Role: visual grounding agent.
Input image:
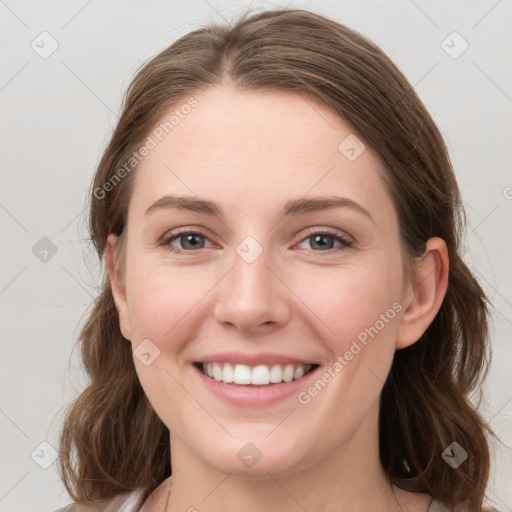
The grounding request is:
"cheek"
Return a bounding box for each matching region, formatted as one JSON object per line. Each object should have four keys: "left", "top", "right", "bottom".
{"left": 125, "top": 261, "right": 212, "bottom": 342}
{"left": 293, "top": 260, "right": 402, "bottom": 352}
{"left": 123, "top": 262, "right": 208, "bottom": 422}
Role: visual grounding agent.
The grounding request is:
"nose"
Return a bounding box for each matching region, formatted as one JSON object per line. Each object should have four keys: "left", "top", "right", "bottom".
{"left": 213, "top": 240, "right": 291, "bottom": 334}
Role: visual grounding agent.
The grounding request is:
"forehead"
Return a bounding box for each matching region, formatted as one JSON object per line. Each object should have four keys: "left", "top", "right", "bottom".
{"left": 129, "top": 86, "right": 394, "bottom": 225}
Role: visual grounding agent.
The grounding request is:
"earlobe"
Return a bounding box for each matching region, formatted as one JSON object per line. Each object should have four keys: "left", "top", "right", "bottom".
{"left": 105, "top": 234, "right": 132, "bottom": 341}
{"left": 395, "top": 237, "right": 449, "bottom": 350}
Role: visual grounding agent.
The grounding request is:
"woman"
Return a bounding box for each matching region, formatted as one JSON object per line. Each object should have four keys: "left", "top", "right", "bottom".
{"left": 55, "top": 8, "right": 499, "bottom": 512}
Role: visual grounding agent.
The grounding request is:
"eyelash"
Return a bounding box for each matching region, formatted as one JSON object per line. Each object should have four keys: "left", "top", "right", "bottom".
{"left": 159, "top": 227, "right": 353, "bottom": 256}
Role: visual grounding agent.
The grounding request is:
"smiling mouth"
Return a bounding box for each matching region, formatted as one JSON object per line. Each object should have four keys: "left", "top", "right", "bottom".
{"left": 195, "top": 362, "right": 319, "bottom": 386}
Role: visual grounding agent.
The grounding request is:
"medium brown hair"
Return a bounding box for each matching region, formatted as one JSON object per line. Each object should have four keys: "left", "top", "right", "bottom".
{"left": 58, "top": 8, "right": 496, "bottom": 510}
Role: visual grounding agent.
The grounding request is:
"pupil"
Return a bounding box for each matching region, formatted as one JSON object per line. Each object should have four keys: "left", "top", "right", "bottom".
{"left": 312, "top": 234, "right": 333, "bottom": 250}
{"left": 183, "top": 234, "right": 203, "bottom": 249}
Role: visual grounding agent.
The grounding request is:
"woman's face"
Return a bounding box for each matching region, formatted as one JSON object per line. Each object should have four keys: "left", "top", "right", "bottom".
{"left": 111, "top": 86, "right": 414, "bottom": 477}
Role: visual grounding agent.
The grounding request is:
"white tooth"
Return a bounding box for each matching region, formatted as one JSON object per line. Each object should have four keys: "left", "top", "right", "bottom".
{"left": 251, "top": 365, "right": 270, "bottom": 385}
{"left": 269, "top": 364, "right": 283, "bottom": 383}
{"left": 212, "top": 363, "right": 223, "bottom": 381}
{"left": 222, "top": 363, "right": 234, "bottom": 383}
{"left": 282, "top": 364, "right": 294, "bottom": 383}
{"left": 206, "top": 363, "right": 214, "bottom": 378}
{"left": 233, "top": 364, "right": 252, "bottom": 384}
{"left": 293, "top": 365, "right": 305, "bottom": 380}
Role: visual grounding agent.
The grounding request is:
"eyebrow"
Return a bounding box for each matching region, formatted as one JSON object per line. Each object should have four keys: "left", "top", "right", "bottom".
{"left": 145, "top": 194, "right": 374, "bottom": 223}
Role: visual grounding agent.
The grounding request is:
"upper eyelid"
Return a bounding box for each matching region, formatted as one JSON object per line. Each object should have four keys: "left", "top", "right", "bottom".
{"left": 298, "top": 226, "right": 353, "bottom": 242}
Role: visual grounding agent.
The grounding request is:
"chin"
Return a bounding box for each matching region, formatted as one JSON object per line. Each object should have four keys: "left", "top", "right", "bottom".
{"left": 191, "top": 429, "right": 314, "bottom": 478}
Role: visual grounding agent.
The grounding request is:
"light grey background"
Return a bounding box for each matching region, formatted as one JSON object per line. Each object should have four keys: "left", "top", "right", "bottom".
{"left": 1, "top": 1, "right": 511, "bottom": 510}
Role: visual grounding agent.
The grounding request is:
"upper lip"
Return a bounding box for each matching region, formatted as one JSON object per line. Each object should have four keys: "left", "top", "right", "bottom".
{"left": 193, "top": 352, "right": 320, "bottom": 366}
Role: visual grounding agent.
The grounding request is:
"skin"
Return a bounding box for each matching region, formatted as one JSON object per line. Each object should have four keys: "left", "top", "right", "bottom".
{"left": 106, "top": 85, "right": 449, "bottom": 512}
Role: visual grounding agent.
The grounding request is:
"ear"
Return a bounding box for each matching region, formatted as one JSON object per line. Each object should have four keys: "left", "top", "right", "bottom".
{"left": 396, "top": 237, "right": 449, "bottom": 350}
{"left": 105, "top": 234, "right": 132, "bottom": 341}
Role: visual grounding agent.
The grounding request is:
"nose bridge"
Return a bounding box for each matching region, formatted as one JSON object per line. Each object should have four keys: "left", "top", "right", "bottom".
{"left": 213, "top": 234, "right": 289, "bottom": 330}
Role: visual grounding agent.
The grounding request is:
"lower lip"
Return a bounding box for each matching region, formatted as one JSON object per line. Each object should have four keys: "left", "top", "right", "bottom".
{"left": 192, "top": 364, "right": 320, "bottom": 406}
